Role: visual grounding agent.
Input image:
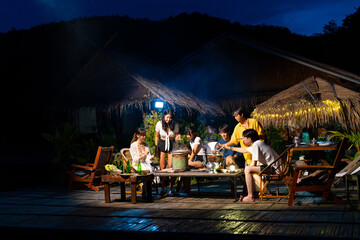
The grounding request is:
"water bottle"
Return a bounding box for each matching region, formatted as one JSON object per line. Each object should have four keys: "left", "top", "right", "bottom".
{"left": 302, "top": 132, "right": 310, "bottom": 145}
{"left": 137, "top": 160, "right": 142, "bottom": 175}
{"left": 126, "top": 159, "right": 131, "bottom": 173}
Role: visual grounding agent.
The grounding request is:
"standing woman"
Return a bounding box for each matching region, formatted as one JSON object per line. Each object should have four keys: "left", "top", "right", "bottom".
{"left": 129, "top": 128, "right": 154, "bottom": 172}
{"left": 155, "top": 110, "right": 181, "bottom": 194}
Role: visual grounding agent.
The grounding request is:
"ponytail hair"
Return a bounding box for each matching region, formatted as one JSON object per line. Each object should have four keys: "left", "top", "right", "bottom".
{"left": 130, "top": 128, "right": 147, "bottom": 144}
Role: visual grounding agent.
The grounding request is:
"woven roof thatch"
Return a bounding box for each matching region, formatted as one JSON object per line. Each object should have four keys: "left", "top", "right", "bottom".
{"left": 109, "top": 74, "right": 225, "bottom": 116}
{"left": 57, "top": 47, "right": 224, "bottom": 116}
{"left": 252, "top": 76, "right": 360, "bottom": 131}
{"left": 169, "top": 33, "right": 360, "bottom": 115}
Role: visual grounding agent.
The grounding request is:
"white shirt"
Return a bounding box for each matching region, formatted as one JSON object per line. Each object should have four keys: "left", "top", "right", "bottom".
{"left": 155, "top": 121, "right": 179, "bottom": 151}
{"left": 155, "top": 121, "right": 179, "bottom": 138}
{"left": 189, "top": 136, "right": 206, "bottom": 156}
{"left": 129, "top": 142, "right": 153, "bottom": 172}
{"left": 247, "top": 140, "right": 282, "bottom": 173}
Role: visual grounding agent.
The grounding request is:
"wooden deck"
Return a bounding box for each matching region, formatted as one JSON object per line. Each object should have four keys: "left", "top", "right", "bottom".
{"left": 0, "top": 178, "right": 359, "bottom": 240}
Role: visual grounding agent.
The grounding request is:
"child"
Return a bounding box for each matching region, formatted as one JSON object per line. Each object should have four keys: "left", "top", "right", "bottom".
{"left": 215, "top": 124, "right": 242, "bottom": 168}
{"left": 224, "top": 129, "right": 281, "bottom": 202}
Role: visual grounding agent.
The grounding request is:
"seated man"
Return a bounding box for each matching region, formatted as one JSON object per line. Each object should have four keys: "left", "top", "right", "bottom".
{"left": 224, "top": 129, "right": 281, "bottom": 202}
{"left": 215, "top": 124, "right": 243, "bottom": 168}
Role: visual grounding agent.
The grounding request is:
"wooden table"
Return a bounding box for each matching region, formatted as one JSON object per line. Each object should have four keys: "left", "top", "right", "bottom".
{"left": 291, "top": 144, "right": 338, "bottom": 165}
{"left": 153, "top": 169, "right": 245, "bottom": 201}
{"left": 101, "top": 173, "right": 154, "bottom": 204}
{"left": 292, "top": 144, "right": 337, "bottom": 151}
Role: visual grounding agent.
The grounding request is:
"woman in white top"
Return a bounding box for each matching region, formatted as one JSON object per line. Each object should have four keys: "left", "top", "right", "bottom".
{"left": 129, "top": 128, "right": 154, "bottom": 172}
{"left": 186, "top": 126, "right": 207, "bottom": 168}
{"left": 154, "top": 110, "right": 181, "bottom": 195}
{"left": 154, "top": 110, "right": 181, "bottom": 169}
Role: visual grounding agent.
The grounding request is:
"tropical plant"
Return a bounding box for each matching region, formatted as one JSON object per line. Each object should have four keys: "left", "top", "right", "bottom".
{"left": 266, "top": 126, "right": 286, "bottom": 155}
{"left": 41, "top": 122, "right": 96, "bottom": 185}
{"left": 328, "top": 130, "right": 360, "bottom": 158}
{"left": 143, "top": 110, "right": 163, "bottom": 164}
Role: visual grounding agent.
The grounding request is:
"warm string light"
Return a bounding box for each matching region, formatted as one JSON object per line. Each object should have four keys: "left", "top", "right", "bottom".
{"left": 253, "top": 100, "right": 341, "bottom": 119}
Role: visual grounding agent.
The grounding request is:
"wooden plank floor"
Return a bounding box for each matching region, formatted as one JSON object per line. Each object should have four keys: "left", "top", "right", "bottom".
{"left": 0, "top": 179, "right": 359, "bottom": 240}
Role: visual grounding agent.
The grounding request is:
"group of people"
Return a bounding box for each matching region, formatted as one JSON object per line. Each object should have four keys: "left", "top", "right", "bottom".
{"left": 128, "top": 108, "right": 281, "bottom": 202}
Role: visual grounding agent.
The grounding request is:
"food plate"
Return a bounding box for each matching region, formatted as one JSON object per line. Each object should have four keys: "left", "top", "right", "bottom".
{"left": 319, "top": 142, "right": 331, "bottom": 146}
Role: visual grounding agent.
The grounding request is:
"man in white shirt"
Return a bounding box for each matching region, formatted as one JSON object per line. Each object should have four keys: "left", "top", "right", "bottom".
{"left": 224, "top": 129, "right": 281, "bottom": 202}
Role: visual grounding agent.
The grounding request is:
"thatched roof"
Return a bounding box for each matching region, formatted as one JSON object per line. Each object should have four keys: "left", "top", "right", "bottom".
{"left": 169, "top": 33, "right": 360, "bottom": 114}
{"left": 252, "top": 76, "right": 360, "bottom": 131}
{"left": 110, "top": 74, "right": 225, "bottom": 116}
{"left": 56, "top": 45, "right": 224, "bottom": 116}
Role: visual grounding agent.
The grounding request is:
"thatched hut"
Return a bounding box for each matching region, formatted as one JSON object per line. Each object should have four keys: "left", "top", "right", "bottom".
{"left": 169, "top": 33, "right": 360, "bottom": 115}
{"left": 252, "top": 76, "right": 360, "bottom": 131}
{"left": 52, "top": 42, "right": 224, "bottom": 144}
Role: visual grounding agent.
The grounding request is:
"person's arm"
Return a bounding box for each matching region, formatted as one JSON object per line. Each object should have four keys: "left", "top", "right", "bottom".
{"left": 145, "top": 144, "right": 154, "bottom": 162}
{"left": 218, "top": 140, "right": 237, "bottom": 149}
{"left": 224, "top": 145, "right": 248, "bottom": 154}
{"left": 129, "top": 144, "right": 139, "bottom": 165}
{"left": 254, "top": 120, "right": 265, "bottom": 141}
{"left": 189, "top": 143, "right": 200, "bottom": 161}
{"left": 155, "top": 131, "right": 159, "bottom": 147}
{"left": 232, "top": 143, "right": 242, "bottom": 159}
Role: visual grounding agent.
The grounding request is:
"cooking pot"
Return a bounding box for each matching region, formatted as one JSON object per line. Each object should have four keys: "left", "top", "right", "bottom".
{"left": 207, "top": 153, "right": 223, "bottom": 163}
{"left": 172, "top": 150, "right": 189, "bottom": 170}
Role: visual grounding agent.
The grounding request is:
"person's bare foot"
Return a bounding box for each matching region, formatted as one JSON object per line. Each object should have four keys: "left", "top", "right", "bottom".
{"left": 241, "top": 196, "right": 255, "bottom": 203}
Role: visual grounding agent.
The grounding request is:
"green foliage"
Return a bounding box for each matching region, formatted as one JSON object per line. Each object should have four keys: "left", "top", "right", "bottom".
{"left": 143, "top": 110, "right": 163, "bottom": 164}
{"left": 328, "top": 130, "right": 360, "bottom": 154}
{"left": 41, "top": 122, "right": 97, "bottom": 185}
{"left": 266, "top": 126, "right": 286, "bottom": 155}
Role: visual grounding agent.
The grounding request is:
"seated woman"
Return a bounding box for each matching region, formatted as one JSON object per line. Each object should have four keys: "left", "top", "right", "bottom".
{"left": 129, "top": 128, "right": 154, "bottom": 172}
{"left": 186, "top": 126, "right": 207, "bottom": 168}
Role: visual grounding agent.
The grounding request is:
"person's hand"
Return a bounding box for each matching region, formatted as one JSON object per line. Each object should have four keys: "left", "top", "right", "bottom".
{"left": 226, "top": 155, "right": 233, "bottom": 161}
{"left": 175, "top": 134, "right": 182, "bottom": 140}
{"left": 224, "top": 145, "right": 231, "bottom": 150}
{"left": 217, "top": 143, "right": 223, "bottom": 149}
{"left": 144, "top": 150, "right": 149, "bottom": 156}
{"left": 150, "top": 155, "right": 154, "bottom": 161}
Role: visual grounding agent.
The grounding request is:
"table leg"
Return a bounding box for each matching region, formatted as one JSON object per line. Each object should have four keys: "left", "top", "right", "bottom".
{"left": 131, "top": 182, "right": 137, "bottom": 204}
{"left": 146, "top": 180, "right": 153, "bottom": 202}
{"left": 142, "top": 182, "right": 146, "bottom": 200}
{"left": 120, "top": 182, "right": 126, "bottom": 201}
{"left": 229, "top": 176, "right": 238, "bottom": 201}
{"left": 104, "top": 182, "right": 110, "bottom": 203}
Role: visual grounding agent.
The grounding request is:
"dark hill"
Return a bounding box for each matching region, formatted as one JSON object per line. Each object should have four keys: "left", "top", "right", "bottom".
{"left": 0, "top": 10, "right": 359, "bottom": 145}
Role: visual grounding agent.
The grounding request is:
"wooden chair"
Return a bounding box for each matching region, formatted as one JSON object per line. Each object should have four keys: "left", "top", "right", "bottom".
{"left": 288, "top": 139, "right": 347, "bottom": 206}
{"left": 68, "top": 146, "right": 114, "bottom": 192}
{"left": 259, "top": 144, "right": 294, "bottom": 201}
{"left": 335, "top": 155, "right": 360, "bottom": 207}
{"left": 120, "top": 148, "right": 142, "bottom": 194}
{"left": 335, "top": 155, "right": 360, "bottom": 179}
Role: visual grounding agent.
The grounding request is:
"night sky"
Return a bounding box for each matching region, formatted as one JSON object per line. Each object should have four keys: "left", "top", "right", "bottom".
{"left": 1, "top": 0, "right": 359, "bottom": 35}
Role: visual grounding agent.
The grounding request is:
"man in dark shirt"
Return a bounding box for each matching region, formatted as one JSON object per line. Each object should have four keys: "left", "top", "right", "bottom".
{"left": 215, "top": 124, "right": 243, "bottom": 168}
